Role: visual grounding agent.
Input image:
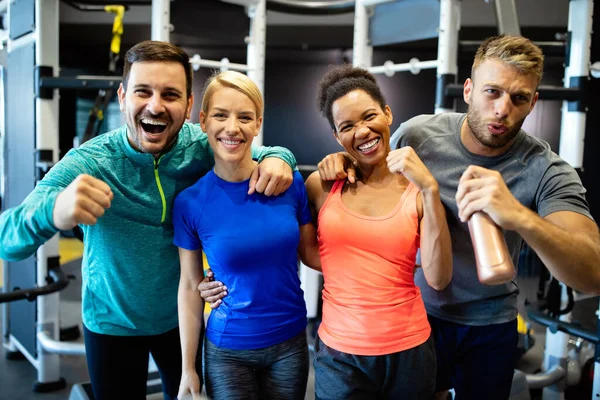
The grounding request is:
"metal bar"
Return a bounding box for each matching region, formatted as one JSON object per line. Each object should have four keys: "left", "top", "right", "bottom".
{"left": 0, "top": 268, "right": 69, "bottom": 304}
{"left": 444, "top": 83, "right": 583, "bottom": 102}
{"left": 594, "top": 301, "right": 600, "bottom": 398}
{"left": 558, "top": 0, "right": 593, "bottom": 169}
{"left": 36, "top": 0, "right": 62, "bottom": 385}
{"left": 493, "top": 0, "right": 521, "bottom": 36}
{"left": 151, "top": 0, "right": 170, "bottom": 42}
{"left": 9, "top": 334, "right": 40, "bottom": 369}
{"left": 369, "top": 59, "right": 438, "bottom": 75}
{"left": 435, "top": 0, "right": 460, "bottom": 114}
{"left": 361, "top": 0, "right": 394, "bottom": 6}
{"left": 61, "top": 1, "right": 130, "bottom": 12}
{"left": 7, "top": 31, "right": 36, "bottom": 53}
{"left": 353, "top": 0, "right": 372, "bottom": 68}
{"left": 266, "top": 0, "right": 354, "bottom": 11}
{"left": 2, "top": 259, "right": 10, "bottom": 350}
{"left": 527, "top": 308, "right": 599, "bottom": 344}
{"left": 189, "top": 56, "right": 250, "bottom": 72}
{"left": 247, "top": 0, "right": 267, "bottom": 145}
{"left": 297, "top": 164, "right": 318, "bottom": 171}
{"left": 39, "top": 76, "right": 121, "bottom": 90}
{"left": 525, "top": 366, "right": 566, "bottom": 389}
{"left": 37, "top": 331, "right": 86, "bottom": 356}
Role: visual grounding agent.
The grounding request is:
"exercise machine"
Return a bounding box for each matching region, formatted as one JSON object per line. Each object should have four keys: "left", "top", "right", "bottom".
{"left": 0, "top": 1, "right": 156, "bottom": 396}
{"left": 509, "top": 290, "right": 599, "bottom": 400}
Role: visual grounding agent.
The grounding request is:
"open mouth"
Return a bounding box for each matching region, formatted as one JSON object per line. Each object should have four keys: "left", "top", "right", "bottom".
{"left": 140, "top": 118, "right": 168, "bottom": 134}
{"left": 357, "top": 138, "right": 380, "bottom": 154}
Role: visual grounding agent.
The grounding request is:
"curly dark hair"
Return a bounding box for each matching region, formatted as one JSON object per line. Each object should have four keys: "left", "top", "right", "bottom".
{"left": 317, "top": 64, "right": 387, "bottom": 130}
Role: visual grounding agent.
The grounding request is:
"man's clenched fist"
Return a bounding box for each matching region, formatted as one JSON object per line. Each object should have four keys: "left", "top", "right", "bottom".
{"left": 53, "top": 174, "right": 114, "bottom": 230}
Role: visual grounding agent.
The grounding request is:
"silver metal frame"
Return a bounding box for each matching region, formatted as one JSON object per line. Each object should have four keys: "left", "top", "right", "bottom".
{"left": 558, "top": 0, "right": 593, "bottom": 169}
{"left": 188, "top": 0, "right": 267, "bottom": 144}
{"left": 246, "top": 0, "right": 267, "bottom": 145}
{"left": 352, "top": 0, "right": 460, "bottom": 114}
{"left": 3, "top": 0, "right": 85, "bottom": 389}
{"left": 435, "top": 0, "right": 460, "bottom": 114}
{"left": 494, "top": 0, "right": 521, "bottom": 36}
{"left": 151, "top": 0, "right": 170, "bottom": 42}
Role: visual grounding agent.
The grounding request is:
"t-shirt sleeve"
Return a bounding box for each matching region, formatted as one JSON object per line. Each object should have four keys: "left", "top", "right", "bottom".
{"left": 172, "top": 192, "right": 202, "bottom": 250}
{"left": 390, "top": 124, "right": 406, "bottom": 150}
{"left": 294, "top": 172, "right": 312, "bottom": 226}
{"left": 536, "top": 157, "right": 593, "bottom": 220}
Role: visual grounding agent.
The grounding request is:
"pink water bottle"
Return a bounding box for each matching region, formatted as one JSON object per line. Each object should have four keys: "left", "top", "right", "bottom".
{"left": 468, "top": 212, "right": 515, "bottom": 285}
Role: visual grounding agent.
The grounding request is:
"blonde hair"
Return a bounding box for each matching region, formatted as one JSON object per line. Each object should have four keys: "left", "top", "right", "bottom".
{"left": 472, "top": 35, "right": 544, "bottom": 84}
{"left": 201, "top": 71, "right": 263, "bottom": 117}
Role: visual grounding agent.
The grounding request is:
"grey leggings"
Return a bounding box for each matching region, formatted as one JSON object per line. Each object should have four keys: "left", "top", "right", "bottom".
{"left": 204, "top": 331, "right": 309, "bottom": 400}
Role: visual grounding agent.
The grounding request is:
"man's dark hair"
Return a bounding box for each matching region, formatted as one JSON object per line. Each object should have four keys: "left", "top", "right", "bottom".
{"left": 122, "top": 40, "right": 193, "bottom": 98}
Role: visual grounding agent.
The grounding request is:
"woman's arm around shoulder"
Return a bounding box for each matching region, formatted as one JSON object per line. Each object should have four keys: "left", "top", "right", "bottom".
{"left": 305, "top": 171, "right": 333, "bottom": 214}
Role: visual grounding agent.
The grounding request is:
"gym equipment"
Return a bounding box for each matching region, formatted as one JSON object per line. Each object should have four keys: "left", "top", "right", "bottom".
{"left": 193, "top": 0, "right": 267, "bottom": 144}
{"left": 516, "top": 2, "right": 598, "bottom": 399}
{"left": 2, "top": 0, "right": 65, "bottom": 392}
{"left": 60, "top": 2, "right": 126, "bottom": 145}
{"left": 353, "top": 0, "right": 460, "bottom": 114}
{"left": 0, "top": 1, "right": 157, "bottom": 396}
{"left": 523, "top": 293, "right": 599, "bottom": 399}
{"left": 509, "top": 258, "right": 597, "bottom": 400}
{"left": 80, "top": 4, "right": 125, "bottom": 145}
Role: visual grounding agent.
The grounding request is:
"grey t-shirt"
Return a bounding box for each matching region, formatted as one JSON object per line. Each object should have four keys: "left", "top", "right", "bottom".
{"left": 391, "top": 113, "right": 592, "bottom": 325}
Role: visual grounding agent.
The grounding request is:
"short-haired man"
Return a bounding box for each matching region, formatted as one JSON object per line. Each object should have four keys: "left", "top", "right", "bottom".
{"left": 317, "top": 35, "right": 600, "bottom": 399}
{"left": 0, "top": 40, "right": 297, "bottom": 400}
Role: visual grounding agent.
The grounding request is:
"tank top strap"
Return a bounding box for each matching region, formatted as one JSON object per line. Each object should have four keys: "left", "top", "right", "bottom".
{"left": 400, "top": 181, "right": 420, "bottom": 219}
{"left": 320, "top": 179, "right": 346, "bottom": 212}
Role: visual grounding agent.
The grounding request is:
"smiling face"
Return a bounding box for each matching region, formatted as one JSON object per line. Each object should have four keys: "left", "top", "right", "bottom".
{"left": 463, "top": 58, "right": 539, "bottom": 156}
{"left": 117, "top": 61, "right": 193, "bottom": 158}
{"left": 200, "top": 86, "right": 262, "bottom": 166}
{"left": 331, "top": 89, "right": 393, "bottom": 165}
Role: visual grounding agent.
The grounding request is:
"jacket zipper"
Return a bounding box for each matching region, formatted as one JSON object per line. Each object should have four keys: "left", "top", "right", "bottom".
{"left": 154, "top": 156, "right": 167, "bottom": 223}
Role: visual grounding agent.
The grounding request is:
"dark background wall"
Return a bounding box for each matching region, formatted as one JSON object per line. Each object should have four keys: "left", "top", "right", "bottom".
{"left": 584, "top": 4, "right": 600, "bottom": 224}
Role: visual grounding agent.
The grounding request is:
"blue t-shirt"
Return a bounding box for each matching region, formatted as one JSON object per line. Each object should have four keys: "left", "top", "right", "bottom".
{"left": 173, "top": 170, "right": 311, "bottom": 350}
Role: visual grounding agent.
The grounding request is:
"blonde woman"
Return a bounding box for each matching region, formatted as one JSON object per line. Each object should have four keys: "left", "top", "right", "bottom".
{"left": 172, "top": 71, "right": 319, "bottom": 400}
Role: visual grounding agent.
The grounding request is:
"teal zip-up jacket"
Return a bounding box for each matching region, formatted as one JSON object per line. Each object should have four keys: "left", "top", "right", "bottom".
{"left": 0, "top": 123, "right": 297, "bottom": 336}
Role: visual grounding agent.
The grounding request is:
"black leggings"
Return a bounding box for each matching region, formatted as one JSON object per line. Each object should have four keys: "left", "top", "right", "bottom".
{"left": 83, "top": 325, "right": 200, "bottom": 400}
{"left": 204, "top": 331, "right": 309, "bottom": 400}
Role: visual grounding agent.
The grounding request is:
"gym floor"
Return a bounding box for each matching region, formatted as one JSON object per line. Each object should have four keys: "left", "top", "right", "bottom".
{"left": 1, "top": 243, "right": 595, "bottom": 400}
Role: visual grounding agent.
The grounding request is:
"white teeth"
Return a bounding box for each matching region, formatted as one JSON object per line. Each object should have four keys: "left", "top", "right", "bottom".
{"left": 221, "top": 139, "right": 242, "bottom": 145}
{"left": 141, "top": 118, "right": 167, "bottom": 126}
{"left": 358, "top": 138, "right": 380, "bottom": 150}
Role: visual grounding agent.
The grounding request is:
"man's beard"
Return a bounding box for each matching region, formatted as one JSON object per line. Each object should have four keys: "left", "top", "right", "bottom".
{"left": 466, "top": 104, "right": 525, "bottom": 150}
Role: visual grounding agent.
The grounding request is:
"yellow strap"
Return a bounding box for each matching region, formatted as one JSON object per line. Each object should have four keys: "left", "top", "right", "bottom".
{"left": 517, "top": 313, "right": 529, "bottom": 335}
{"left": 202, "top": 252, "right": 212, "bottom": 313}
{"left": 104, "top": 5, "right": 125, "bottom": 55}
